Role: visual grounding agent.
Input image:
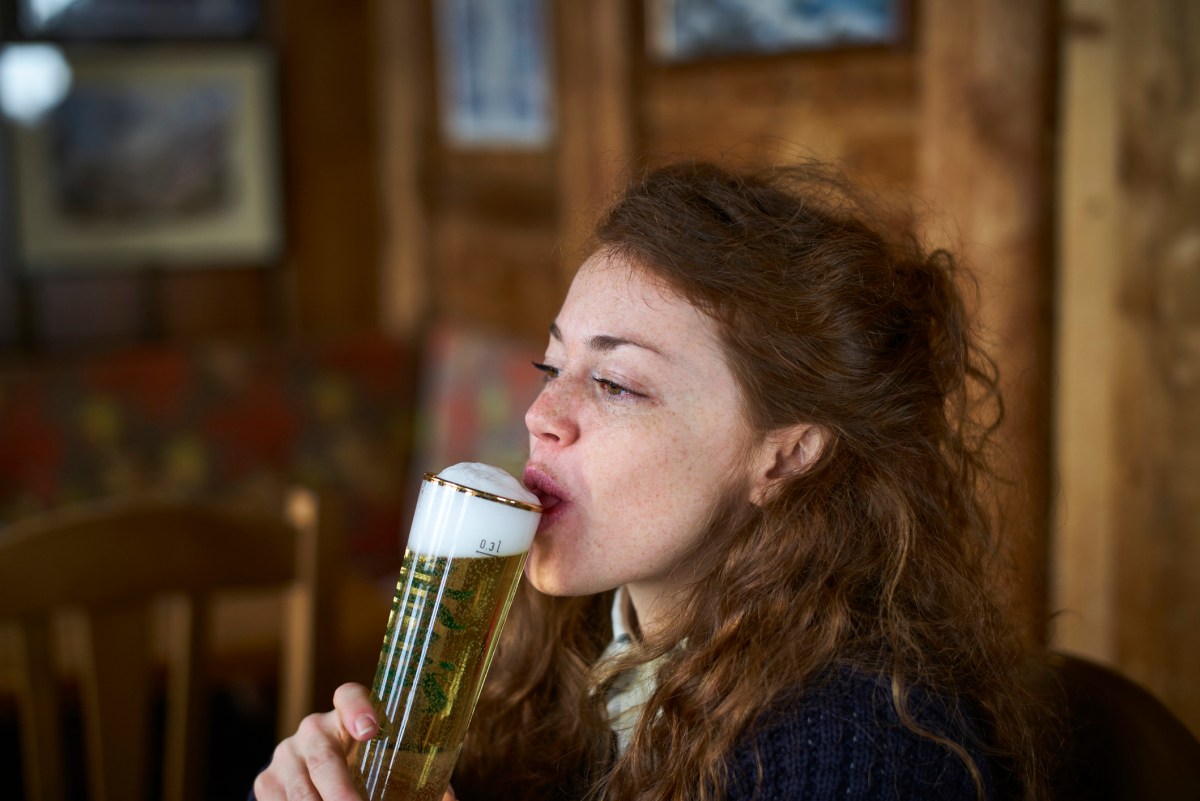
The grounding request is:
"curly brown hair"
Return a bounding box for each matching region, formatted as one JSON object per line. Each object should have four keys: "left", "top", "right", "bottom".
{"left": 453, "top": 160, "right": 1051, "bottom": 801}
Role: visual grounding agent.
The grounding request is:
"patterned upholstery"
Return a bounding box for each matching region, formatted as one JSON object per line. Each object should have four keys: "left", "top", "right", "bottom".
{"left": 0, "top": 334, "right": 417, "bottom": 574}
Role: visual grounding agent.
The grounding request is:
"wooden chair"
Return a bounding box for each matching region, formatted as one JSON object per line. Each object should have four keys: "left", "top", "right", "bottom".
{"left": 1047, "top": 651, "right": 1200, "bottom": 800}
{"left": 0, "top": 489, "right": 341, "bottom": 801}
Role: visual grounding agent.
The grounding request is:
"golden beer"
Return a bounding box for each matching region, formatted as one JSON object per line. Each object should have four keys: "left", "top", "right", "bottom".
{"left": 349, "top": 466, "right": 540, "bottom": 801}
{"left": 350, "top": 550, "right": 527, "bottom": 800}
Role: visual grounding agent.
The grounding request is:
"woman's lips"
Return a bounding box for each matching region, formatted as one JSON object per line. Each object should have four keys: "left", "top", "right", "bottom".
{"left": 523, "top": 465, "right": 569, "bottom": 529}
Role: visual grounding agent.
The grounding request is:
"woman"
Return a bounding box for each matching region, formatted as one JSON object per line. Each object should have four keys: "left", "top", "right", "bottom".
{"left": 253, "top": 160, "right": 1050, "bottom": 801}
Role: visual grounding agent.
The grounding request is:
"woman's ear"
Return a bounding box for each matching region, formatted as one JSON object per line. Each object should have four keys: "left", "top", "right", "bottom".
{"left": 749, "top": 423, "right": 827, "bottom": 505}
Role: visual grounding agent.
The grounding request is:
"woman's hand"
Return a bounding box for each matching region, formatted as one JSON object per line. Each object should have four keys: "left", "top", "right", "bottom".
{"left": 253, "top": 682, "right": 380, "bottom": 801}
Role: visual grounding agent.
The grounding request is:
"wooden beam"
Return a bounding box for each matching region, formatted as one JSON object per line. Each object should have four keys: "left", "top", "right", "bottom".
{"left": 1053, "top": 0, "right": 1119, "bottom": 661}
{"left": 277, "top": 0, "right": 383, "bottom": 335}
{"left": 376, "top": 0, "right": 434, "bottom": 339}
{"left": 553, "top": 0, "right": 638, "bottom": 280}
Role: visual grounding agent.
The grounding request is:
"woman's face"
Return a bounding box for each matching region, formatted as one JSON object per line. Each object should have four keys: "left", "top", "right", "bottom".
{"left": 523, "top": 251, "right": 764, "bottom": 628}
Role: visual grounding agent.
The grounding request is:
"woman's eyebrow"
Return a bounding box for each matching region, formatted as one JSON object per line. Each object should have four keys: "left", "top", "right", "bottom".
{"left": 548, "top": 322, "right": 665, "bottom": 357}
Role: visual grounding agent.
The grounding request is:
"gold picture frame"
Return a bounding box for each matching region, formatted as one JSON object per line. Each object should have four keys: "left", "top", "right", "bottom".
{"left": 7, "top": 46, "right": 282, "bottom": 272}
{"left": 647, "top": 0, "right": 907, "bottom": 63}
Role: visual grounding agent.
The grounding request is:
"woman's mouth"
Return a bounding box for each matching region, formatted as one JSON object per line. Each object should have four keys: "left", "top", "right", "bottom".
{"left": 523, "top": 465, "right": 569, "bottom": 529}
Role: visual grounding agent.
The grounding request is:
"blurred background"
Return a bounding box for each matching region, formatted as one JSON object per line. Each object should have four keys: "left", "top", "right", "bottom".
{"left": 0, "top": 0, "right": 1196, "bottom": 797}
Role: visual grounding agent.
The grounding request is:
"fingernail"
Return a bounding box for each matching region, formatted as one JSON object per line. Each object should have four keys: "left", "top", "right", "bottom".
{"left": 354, "top": 715, "right": 377, "bottom": 738}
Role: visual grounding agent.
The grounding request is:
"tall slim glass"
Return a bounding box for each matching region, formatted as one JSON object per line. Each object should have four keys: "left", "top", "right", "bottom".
{"left": 348, "top": 465, "right": 541, "bottom": 801}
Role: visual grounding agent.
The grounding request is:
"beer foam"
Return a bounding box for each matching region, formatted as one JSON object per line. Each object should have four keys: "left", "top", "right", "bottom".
{"left": 437, "top": 462, "right": 539, "bottom": 506}
{"left": 405, "top": 463, "right": 541, "bottom": 558}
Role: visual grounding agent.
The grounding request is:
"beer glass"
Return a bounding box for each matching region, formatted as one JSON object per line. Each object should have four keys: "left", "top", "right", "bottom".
{"left": 348, "top": 464, "right": 541, "bottom": 801}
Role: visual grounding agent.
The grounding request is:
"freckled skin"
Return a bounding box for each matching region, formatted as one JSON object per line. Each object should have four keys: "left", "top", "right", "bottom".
{"left": 523, "top": 252, "right": 772, "bottom": 634}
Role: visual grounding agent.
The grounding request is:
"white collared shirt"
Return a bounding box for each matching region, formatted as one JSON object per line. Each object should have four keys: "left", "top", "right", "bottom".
{"left": 601, "top": 588, "right": 670, "bottom": 755}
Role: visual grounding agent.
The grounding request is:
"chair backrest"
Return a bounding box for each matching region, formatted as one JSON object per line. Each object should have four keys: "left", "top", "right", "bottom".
{"left": 0, "top": 489, "right": 340, "bottom": 801}
{"left": 1048, "top": 652, "right": 1200, "bottom": 800}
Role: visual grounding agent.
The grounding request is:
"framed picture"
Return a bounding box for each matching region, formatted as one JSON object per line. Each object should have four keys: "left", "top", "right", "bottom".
{"left": 4, "top": 46, "right": 283, "bottom": 271}
{"left": 647, "top": 0, "right": 906, "bottom": 62}
{"left": 15, "top": 0, "right": 260, "bottom": 40}
{"left": 435, "top": 0, "right": 552, "bottom": 148}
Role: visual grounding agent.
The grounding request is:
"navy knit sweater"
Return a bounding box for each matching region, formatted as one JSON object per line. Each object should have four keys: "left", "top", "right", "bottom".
{"left": 724, "top": 669, "right": 996, "bottom": 801}
{"left": 248, "top": 669, "right": 997, "bottom": 801}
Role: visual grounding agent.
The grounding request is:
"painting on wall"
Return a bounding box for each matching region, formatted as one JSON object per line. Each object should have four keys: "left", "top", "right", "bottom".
{"left": 435, "top": 0, "right": 552, "bottom": 148}
{"left": 4, "top": 46, "right": 282, "bottom": 271}
{"left": 15, "top": 0, "right": 260, "bottom": 40}
{"left": 647, "top": 0, "right": 905, "bottom": 62}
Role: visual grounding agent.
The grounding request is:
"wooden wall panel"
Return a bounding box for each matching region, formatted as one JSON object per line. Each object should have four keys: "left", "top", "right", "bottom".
{"left": 28, "top": 274, "right": 148, "bottom": 347}
{"left": 1056, "top": 0, "right": 1200, "bottom": 735}
{"left": 375, "top": 0, "right": 434, "bottom": 340}
{"left": 426, "top": 143, "right": 562, "bottom": 339}
{"left": 276, "top": 0, "right": 382, "bottom": 337}
{"left": 1060, "top": 0, "right": 1200, "bottom": 733}
{"left": 159, "top": 270, "right": 276, "bottom": 341}
{"left": 24, "top": 269, "right": 277, "bottom": 351}
{"left": 642, "top": 50, "right": 918, "bottom": 188}
{"left": 1055, "top": 0, "right": 1200, "bottom": 735}
{"left": 428, "top": 150, "right": 560, "bottom": 340}
{"left": 554, "top": 0, "right": 639, "bottom": 280}
{"left": 1111, "top": 0, "right": 1200, "bottom": 733}
{"left": 919, "top": 0, "right": 1057, "bottom": 643}
{"left": 0, "top": 278, "right": 18, "bottom": 347}
{"left": 431, "top": 210, "right": 560, "bottom": 342}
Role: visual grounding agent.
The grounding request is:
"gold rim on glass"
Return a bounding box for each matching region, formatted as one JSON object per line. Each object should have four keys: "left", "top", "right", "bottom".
{"left": 423, "top": 472, "right": 543, "bottom": 513}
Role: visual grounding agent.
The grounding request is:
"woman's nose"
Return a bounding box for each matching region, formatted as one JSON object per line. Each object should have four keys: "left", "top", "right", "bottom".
{"left": 525, "top": 380, "right": 579, "bottom": 447}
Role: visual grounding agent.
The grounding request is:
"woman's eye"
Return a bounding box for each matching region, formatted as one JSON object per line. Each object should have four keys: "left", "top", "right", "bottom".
{"left": 594, "top": 377, "right": 634, "bottom": 397}
{"left": 531, "top": 362, "right": 560, "bottom": 382}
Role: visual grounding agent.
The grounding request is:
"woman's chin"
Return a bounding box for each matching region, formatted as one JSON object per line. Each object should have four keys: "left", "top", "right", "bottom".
{"left": 523, "top": 551, "right": 551, "bottom": 593}
{"left": 524, "top": 552, "right": 586, "bottom": 597}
